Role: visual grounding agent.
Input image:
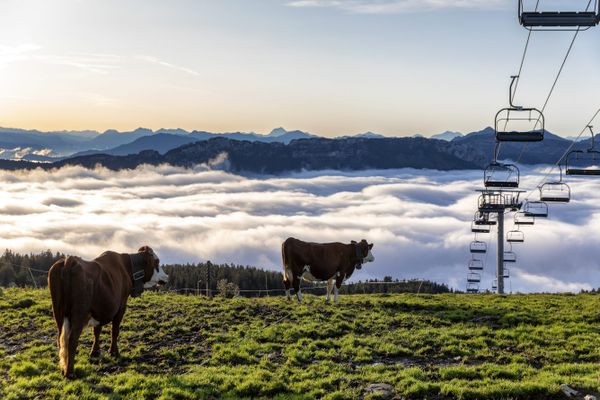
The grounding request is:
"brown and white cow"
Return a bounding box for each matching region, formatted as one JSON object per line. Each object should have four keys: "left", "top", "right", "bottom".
{"left": 47, "top": 246, "right": 168, "bottom": 379}
{"left": 281, "top": 237, "right": 374, "bottom": 303}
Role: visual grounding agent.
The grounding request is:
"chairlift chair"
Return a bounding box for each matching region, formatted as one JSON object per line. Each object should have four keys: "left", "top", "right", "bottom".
{"left": 523, "top": 201, "right": 549, "bottom": 218}
{"left": 539, "top": 166, "right": 570, "bottom": 203}
{"left": 495, "top": 76, "right": 544, "bottom": 142}
{"left": 471, "top": 222, "right": 491, "bottom": 233}
{"left": 466, "top": 282, "right": 479, "bottom": 293}
{"left": 507, "top": 230, "right": 525, "bottom": 243}
{"left": 484, "top": 162, "right": 520, "bottom": 188}
{"left": 468, "top": 259, "right": 484, "bottom": 271}
{"left": 474, "top": 211, "right": 497, "bottom": 226}
{"left": 491, "top": 280, "right": 498, "bottom": 291}
{"left": 467, "top": 272, "right": 481, "bottom": 283}
{"left": 478, "top": 191, "right": 522, "bottom": 213}
{"left": 565, "top": 126, "right": 600, "bottom": 176}
{"left": 502, "top": 268, "right": 510, "bottom": 279}
{"left": 519, "top": 0, "right": 600, "bottom": 31}
{"left": 514, "top": 211, "right": 535, "bottom": 226}
{"left": 504, "top": 251, "right": 517, "bottom": 263}
{"left": 470, "top": 240, "right": 487, "bottom": 254}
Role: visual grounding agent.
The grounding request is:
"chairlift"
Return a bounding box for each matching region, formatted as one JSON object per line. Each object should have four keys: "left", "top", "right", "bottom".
{"left": 523, "top": 201, "right": 549, "bottom": 218}
{"left": 507, "top": 229, "right": 525, "bottom": 243}
{"left": 539, "top": 165, "right": 570, "bottom": 203}
{"left": 519, "top": 0, "right": 600, "bottom": 31}
{"left": 466, "top": 282, "right": 479, "bottom": 293}
{"left": 502, "top": 268, "right": 510, "bottom": 279}
{"left": 468, "top": 259, "right": 484, "bottom": 271}
{"left": 471, "top": 222, "right": 490, "bottom": 234}
{"left": 495, "top": 76, "right": 544, "bottom": 142}
{"left": 474, "top": 211, "right": 497, "bottom": 226}
{"left": 514, "top": 211, "right": 535, "bottom": 226}
{"left": 491, "top": 280, "right": 498, "bottom": 291}
{"left": 470, "top": 240, "right": 487, "bottom": 254}
{"left": 467, "top": 272, "right": 481, "bottom": 283}
{"left": 484, "top": 162, "right": 520, "bottom": 188}
{"left": 566, "top": 126, "right": 600, "bottom": 176}
{"left": 504, "top": 251, "right": 517, "bottom": 263}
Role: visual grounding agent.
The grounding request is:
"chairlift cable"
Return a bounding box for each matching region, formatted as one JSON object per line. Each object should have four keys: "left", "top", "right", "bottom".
{"left": 524, "top": 107, "right": 600, "bottom": 201}
{"left": 514, "top": 0, "right": 593, "bottom": 163}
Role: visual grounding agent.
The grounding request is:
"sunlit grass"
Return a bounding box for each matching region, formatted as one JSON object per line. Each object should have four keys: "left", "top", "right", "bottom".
{"left": 1, "top": 288, "right": 600, "bottom": 399}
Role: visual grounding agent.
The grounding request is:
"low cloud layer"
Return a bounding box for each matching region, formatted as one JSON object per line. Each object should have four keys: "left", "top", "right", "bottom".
{"left": 1, "top": 164, "right": 599, "bottom": 293}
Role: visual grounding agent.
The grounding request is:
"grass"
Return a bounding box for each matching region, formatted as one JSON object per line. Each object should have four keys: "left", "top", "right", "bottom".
{"left": 1, "top": 288, "right": 600, "bottom": 399}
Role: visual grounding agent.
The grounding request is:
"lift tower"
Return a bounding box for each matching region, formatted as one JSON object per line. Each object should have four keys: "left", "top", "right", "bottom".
{"left": 477, "top": 190, "right": 523, "bottom": 294}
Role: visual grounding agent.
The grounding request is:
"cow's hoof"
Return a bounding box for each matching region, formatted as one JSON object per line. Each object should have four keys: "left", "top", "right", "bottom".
{"left": 90, "top": 350, "right": 100, "bottom": 358}
{"left": 65, "top": 371, "right": 76, "bottom": 380}
{"left": 110, "top": 351, "right": 120, "bottom": 358}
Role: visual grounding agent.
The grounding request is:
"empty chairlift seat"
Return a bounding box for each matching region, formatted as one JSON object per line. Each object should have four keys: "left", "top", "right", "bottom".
{"left": 471, "top": 222, "right": 490, "bottom": 234}
{"left": 470, "top": 240, "right": 487, "bottom": 254}
{"left": 539, "top": 180, "right": 571, "bottom": 203}
{"left": 466, "top": 282, "right": 479, "bottom": 293}
{"left": 507, "top": 230, "right": 525, "bottom": 243}
{"left": 566, "top": 150, "right": 600, "bottom": 176}
{"left": 504, "top": 251, "right": 517, "bottom": 263}
{"left": 523, "top": 201, "right": 549, "bottom": 218}
{"left": 467, "top": 273, "right": 481, "bottom": 283}
{"left": 495, "top": 107, "right": 545, "bottom": 142}
{"left": 502, "top": 268, "right": 510, "bottom": 279}
{"left": 514, "top": 211, "right": 535, "bottom": 226}
{"left": 468, "top": 259, "right": 484, "bottom": 271}
{"left": 566, "top": 125, "right": 600, "bottom": 175}
{"left": 519, "top": 0, "right": 600, "bottom": 30}
{"left": 484, "top": 163, "right": 520, "bottom": 188}
{"left": 491, "top": 280, "right": 498, "bottom": 291}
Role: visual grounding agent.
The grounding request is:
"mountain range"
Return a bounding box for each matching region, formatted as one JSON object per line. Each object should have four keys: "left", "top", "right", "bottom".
{"left": 0, "top": 125, "right": 587, "bottom": 174}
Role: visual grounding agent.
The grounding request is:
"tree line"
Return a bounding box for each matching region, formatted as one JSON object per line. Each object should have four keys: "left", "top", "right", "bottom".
{"left": 0, "top": 250, "right": 451, "bottom": 295}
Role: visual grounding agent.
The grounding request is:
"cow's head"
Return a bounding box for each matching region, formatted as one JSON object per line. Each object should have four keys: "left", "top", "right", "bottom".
{"left": 138, "top": 246, "right": 169, "bottom": 288}
{"left": 351, "top": 239, "right": 375, "bottom": 269}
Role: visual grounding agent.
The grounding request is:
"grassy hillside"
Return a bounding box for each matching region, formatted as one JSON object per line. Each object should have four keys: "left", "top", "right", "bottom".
{"left": 1, "top": 288, "right": 600, "bottom": 399}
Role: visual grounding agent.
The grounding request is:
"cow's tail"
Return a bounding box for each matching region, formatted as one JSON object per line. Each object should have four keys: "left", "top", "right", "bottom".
{"left": 281, "top": 239, "right": 292, "bottom": 286}
{"left": 48, "top": 256, "right": 76, "bottom": 374}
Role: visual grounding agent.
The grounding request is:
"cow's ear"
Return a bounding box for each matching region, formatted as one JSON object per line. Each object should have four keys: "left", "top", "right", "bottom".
{"left": 351, "top": 240, "right": 357, "bottom": 244}
{"left": 368, "top": 243, "right": 373, "bottom": 249}
{"left": 138, "top": 245, "right": 149, "bottom": 253}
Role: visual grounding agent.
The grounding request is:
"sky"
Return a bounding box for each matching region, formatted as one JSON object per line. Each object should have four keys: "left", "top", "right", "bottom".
{"left": 2, "top": 163, "right": 599, "bottom": 293}
{"left": 0, "top": 0, "right": 598, "bottom": 137}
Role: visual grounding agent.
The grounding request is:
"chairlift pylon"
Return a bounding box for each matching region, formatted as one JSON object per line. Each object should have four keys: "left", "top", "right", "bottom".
{"left": 519, "top": 0, "right": 600, "bottom": 31}
{"left": 495, "top": 76, "right": 544, "bottom": 143}
{"left": 566, "top": 126, "right": 600, "bottom": 176}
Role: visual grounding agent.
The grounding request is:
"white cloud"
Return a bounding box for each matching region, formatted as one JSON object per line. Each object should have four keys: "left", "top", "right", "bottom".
{"left": 286, "top": 0, "right": 506, "bottom": 14}
{"left": 137, "top": 55, "right": 201, "bottom": 77}
{"left": 0, "top": 164, "right": 598, "bottom": 293}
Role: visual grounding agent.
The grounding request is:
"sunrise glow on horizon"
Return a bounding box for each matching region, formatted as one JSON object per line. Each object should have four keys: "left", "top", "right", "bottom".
{"left": 0, "top": 0, "right": 599, "bottom": 137}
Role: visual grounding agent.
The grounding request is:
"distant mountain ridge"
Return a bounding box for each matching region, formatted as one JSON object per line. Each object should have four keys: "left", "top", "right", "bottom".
{"left": 0, "top": 126, "right": 585, "bottom": 174}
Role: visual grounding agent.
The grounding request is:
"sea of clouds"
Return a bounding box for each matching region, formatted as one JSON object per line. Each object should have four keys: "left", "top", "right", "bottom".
{"left": 1, "top": 163, "right": 599, "bottom": 293}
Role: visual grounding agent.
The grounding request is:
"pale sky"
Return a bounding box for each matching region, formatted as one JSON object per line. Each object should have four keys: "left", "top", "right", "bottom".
{"left": 0, "top": 0, "right": 598, "bottom": 137}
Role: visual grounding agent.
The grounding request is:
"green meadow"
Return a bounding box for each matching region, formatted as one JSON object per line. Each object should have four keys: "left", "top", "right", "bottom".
{"left": 1, "top": 288, "right": 600, "bottom": 399}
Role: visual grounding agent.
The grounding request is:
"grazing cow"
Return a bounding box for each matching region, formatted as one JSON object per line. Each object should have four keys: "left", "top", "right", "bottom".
{"left": 47, "top": 246, "right": 168, "bottom": 379}
{"left": 281, "top": 237, "right": 374, "bottom": 303}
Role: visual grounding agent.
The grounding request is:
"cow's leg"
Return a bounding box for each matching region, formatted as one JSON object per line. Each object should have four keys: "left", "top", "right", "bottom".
{"left": 283, "top": 273, "right": 292, "bottom": 301}
{"left": 64, "top": 319, "right": 85, "bottom": 379}
{"left": 326, "top": 278, "right": 334, "bottom": 302}
{"left": 90, "top": 325, "right": 102, "bottom": 358}
{"left": 293, "top": 274, "right": 302, "bottom": 302}
{"left": 334, "top": 274, "right": 345, "bottom": 304}
{"left": 110, "top": 306, "right": 127, "bottom": 358}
